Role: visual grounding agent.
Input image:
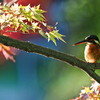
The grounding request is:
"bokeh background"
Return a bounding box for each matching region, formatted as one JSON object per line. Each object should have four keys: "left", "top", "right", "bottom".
{"left": 0, "top": 0, "right": 100, "bottom": 100}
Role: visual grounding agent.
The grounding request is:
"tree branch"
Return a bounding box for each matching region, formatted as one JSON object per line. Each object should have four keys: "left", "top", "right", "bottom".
{"left": 0, "top": 35, "right": 100, "bottom": 83}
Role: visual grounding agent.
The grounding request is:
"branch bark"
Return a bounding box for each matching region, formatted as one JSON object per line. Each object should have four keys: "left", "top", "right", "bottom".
{"left": 0, "top": 35, "right": 100, "bottom": 83}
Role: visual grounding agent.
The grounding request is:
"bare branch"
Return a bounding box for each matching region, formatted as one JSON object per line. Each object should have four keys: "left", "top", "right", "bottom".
{"left": 0, "top": 35, "right": 100, "bottom": 83}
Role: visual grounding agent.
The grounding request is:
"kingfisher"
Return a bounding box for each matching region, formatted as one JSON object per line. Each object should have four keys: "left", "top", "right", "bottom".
{"left": 74, "top": 35, "right": 100, "bottom": 63}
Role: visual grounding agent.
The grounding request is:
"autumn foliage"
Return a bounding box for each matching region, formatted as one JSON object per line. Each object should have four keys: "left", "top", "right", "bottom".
{"left": 0, "top": 3, "right": 65, "bottom": 62}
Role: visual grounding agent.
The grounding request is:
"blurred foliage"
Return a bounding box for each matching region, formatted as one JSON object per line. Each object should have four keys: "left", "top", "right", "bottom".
{"left": 70, "top": 80, "right": 100, "bottom": 100}
{"left": 65, "top": 0, "right": 100, "bottom": 35}
{"left": 64, "top": 0, "right": 100, "bottom": 57}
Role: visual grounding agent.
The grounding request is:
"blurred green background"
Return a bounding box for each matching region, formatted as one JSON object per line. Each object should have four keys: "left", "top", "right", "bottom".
{"left": 0, "top": 0, "right": 100, "bottom": 100}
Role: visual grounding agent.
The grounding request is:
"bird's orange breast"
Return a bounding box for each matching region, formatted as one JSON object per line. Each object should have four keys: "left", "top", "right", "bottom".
{"left": 84, "top": 43, "right": 100, "bottom": 63}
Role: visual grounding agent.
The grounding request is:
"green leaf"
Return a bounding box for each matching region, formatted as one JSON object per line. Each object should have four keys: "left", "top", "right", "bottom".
{"left": 34, "top": 14, "right": 45, "bottom": 21}
{"left": 49, "top": 33, "right": 57, "bottom": 45}
{"left": 50, "top": 30, "right": 66, "bottom": 43}
{"left": 39, "top": 30, "right": 48, "bottom": 39}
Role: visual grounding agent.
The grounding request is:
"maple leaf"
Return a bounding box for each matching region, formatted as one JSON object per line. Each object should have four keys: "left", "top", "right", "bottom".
{"left": 0, "top": 43, "right": 16, "bottom": 62}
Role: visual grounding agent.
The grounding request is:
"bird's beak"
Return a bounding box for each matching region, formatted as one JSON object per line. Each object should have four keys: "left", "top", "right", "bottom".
{"left": 73, "top": 39, "right": 87, "bottom": 46}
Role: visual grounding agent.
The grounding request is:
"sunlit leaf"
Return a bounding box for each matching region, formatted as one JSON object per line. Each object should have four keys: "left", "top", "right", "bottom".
{"left": 50, "top": 30, "right": 66, "bottom": 43}
{"left": 49, "top": 33, "right": 57, "bottom": 45}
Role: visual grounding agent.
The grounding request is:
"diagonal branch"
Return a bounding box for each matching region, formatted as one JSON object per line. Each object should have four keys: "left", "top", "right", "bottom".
{"left": 0, "top": 35, "right": 100, "bottom": 83}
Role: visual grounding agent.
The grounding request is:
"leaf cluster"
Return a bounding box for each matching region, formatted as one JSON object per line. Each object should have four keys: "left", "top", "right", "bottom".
{"left": 0, "top": 3, "right": 65, "bottom": 44}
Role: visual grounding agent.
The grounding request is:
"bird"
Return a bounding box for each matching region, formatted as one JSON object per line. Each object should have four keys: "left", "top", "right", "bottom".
{"left": 74, "top": 35, "right": 100, "bottom": 63}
